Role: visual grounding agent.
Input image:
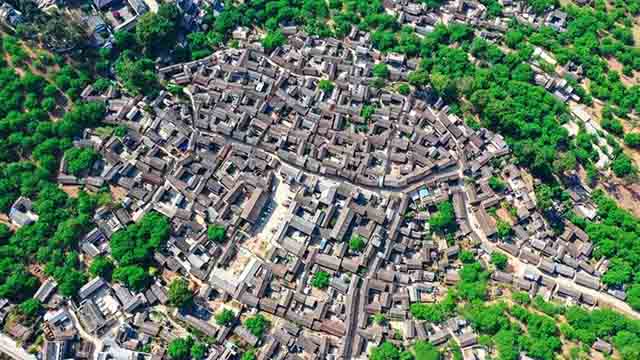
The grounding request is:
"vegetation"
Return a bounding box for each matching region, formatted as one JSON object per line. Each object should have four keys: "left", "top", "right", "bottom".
{"left": 349, "top": 234, "right": 366, "bottom": 252}
{"left": 570, "top": 190, "right": 640, "bottom": 310}
{"left": 19, "top": 299, "right": 42, "bottom": 319}
{"left": 488, "top": 176, "right": 506, "bottom": 192}
{"left": 372, "top": 313, "right": 386, "bottom": 325}
{"left": 410, "top": 293, "right": 456, "bottom": 323}
{"left": 190, "top": 342, "right": 207, "bottom": 360}
{"left": 318, "top": 79, "right": 335, "bottom": 93}
{"left": 110, "top": 212, "right": 170, "bottom": 290}
{"left": 244, "top": 314, "right": 268, "bottom": 337}
{"left": 624, "top": 133, "right": 640, "bottom": 148}
{"left": 168, "top": 278, "right": 193, "bottom": 308}
{"left": 241, "top": 351, "right": 257, "bottom": 360}
{"left": 496, "top": 220, "right": 513, "bottom": 239}
{"left": 215, "top": 309, "right": 235, "bottom": 326}
{"left": 63, "top": 147, "right": 99, "bottom": 176}
{"left": 207, "top": 224, "right": 226, "bottom": 243}
{"left": 115, "top": 54, "right": 160, "bottom": 97}
{"left": 490, "top": 251, "right": 508, "bottom": 270}
{"left": 311, "top": 271, "right": 330, "bottom": 288}
{"left": 372, "top": 63, "right": 389, "bottom": 78}
{"left": 262, "top": 30, "right": 286, "bottom": 51}
{"left": 89, "top": 256, "right": 114, "bottom": 280}
{"left": 167, "top": 336, "right": 204, "bottom": 360}
{"left": 397, "top": 83, "right": 411, "bottom": 95}
{"left": 413, "top": 341, "right": 440, "bottom": 360}
{"left": 370, "top": 341, "right": 412, "bottom": 360}
{"left": 428, "top": 201, "right": 457, "bottom": 235}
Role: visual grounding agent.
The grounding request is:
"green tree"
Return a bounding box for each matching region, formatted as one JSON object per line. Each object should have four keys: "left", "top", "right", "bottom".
{"left": 496, "top": 220, "right": 512, "bottom": 239}
{"left": 215, "top": 308, "right": 235, "bottom": 326}
{"left": 168, "top": 277, "right": 193, "bottom": 308}
{"left": 612, "top": 154, "right": 635, "bottom": 177}
{"left": 113, "top": 265, "right": 149, "bottom": 291}
{"left": 624, "top": 133, "right": 640, "bottom": 148}
{"left": 490, "top": 251, "right": 508, "bottom": 270}
{"left": 168, "top": 337, "right": 193, "bottom": 360}
{"left": 207, "top": 224, "right": 226, "bottom": 243}
{"left": 349, "top": 234, "right": 366, "bottom": 252}
{"left": 311, "top": 271, "right": 330, "bottom": 288}
{"left": 135, "top": 3, "right": 180, "bottom": 53}
{"left": 460, "top": 250, "right": 475, "bottom": 263}
{"left": 318, "top": 79, "right": 335, "bottom": 92}
{"left": 414, "top": 340, "right": 440, "bottom": 360}
{"left": 373, "top": 313, "right": 386, "bottom": 325}
{"left": 190, "top": 342, "right": 207, "bottom": 360}
{"left": 512, "top": 291, "right": 530, "bottom": 305}
{"left": 89, "top": 256, "right": 114, "bottom": 280}
{"left": 0, "top": 224, "right": 11, "bottom": 244}
{"left": 115, "top": 54, "right": 160, "bottom": 96}
{"left": 371, "top": 341, "right": 401, "bottom": 360}
{"left": 361, "top": 105, "right": 375, "bottom": 121}
{"left": 241, "top": 351, "right": 257, "bottom": 360}
{"left": 397, "top": 83, "right": 411, "bottom": 95}
{"left": 19, "top": 299, "right": 42, "bottom": 319}
{"left": 428, "top": 201, "right": 457, "bottom": 235}
{"left": 262, "top": 30, "right": 286, "bottom": 51}
{"left": 488, "top": 176, "right": 506, "bottom": 192}
{"left": 244, "top": 314, "right": 268, "bottom": 337}
{"left": 64, "top": 147, "right": 99, "bottom": 176}
{"left": 110, "top": 212, "right": 169, "bottom": 268}
{"left": 372, "top": 63, "right": 389, "bottom": 78}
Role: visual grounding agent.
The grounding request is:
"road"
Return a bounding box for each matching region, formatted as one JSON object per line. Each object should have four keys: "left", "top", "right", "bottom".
{"left": 67, "top": 305, "right": 104, "bottom": 358}
{"left": 0, "top": 334, "right": 35, "bottom": 360}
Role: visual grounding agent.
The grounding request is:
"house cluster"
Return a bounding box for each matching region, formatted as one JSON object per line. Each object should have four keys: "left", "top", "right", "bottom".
{"left": 19, "top": 13, "right": 613, "bottom": 358}
{"left": 0, "top": 1, "right": 23, "bottom": 29}
{"left": 39, "top": 31, "right": 524, "bottom": 357}
{"left": 0, "top": 1, "right": 623, "bottom": 359}
{"left": 483, "top": 163, "right": 615, "bottom": 306}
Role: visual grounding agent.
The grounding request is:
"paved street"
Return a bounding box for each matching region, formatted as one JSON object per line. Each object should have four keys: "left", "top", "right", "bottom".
{"left": 0, "top": 334, "right": 35, "bottom": 360}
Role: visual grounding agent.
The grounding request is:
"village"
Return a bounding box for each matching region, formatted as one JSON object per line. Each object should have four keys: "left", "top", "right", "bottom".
{"left": 0, "top": 0, "right": 639, "bottom": 359}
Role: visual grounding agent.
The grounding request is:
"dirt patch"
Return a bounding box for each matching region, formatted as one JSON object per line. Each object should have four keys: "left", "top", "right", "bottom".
{"left": 598, "top": 182, "right": 640, "bottom": 218}
{"left": 0, "top": 214, "right": 12, "bottom": 229}
{"left": 109, "top": 185, "right": 128, "bottom": 203}
{"left": 60, "top": 185, "right": 81, "bottom": 198}
{"left": 606, "top": 58, "right": 637, "bottom": 87}
{"left": 495, "top": 207, "right": 514, "bottom": 225}
{"left": 243, "top": 234, "right": 271, "bottom": 260}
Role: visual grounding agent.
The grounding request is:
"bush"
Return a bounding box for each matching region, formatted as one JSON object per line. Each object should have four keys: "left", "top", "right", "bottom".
{"left": 19, "top": 299, "right": 42, "bottom": 319}
{"left": 207, "top": 224, "right": 226, "bottom": 243}
{"left": 89, "top": 256, "right": 114, "bottom": 280}
{"left": 311, "top": 271, "right": 330, "bottom": 288}
{"left": 168, "top": 278, "right": 193, "bottom": 308}
{"left": 244, "top": 314, "right": 268, "bottom": 337}
{"left": 349, "top": 234, "right": 366, "bottom": 252}
{"left": 64, "top": 147, "right": 100, "bottom": 176}
{"left": 490, "top": 251, "right": 508, "bottom": 270}
{"left": 372, "top": 63, "right": 389, "bottom": 78}
{"left": 397, "top": 83, "right": 411, "bottom": 95}
{"left": 488, "top": 176, "right": 506, "bottom": 192}
{"left": 624, "top": 133, "right": 640, "bottom": 148}
{"left": 318, "top": 79, "right": 334, "bottom": 92}
{"left": 215, "top": 309, "right": 235, "bottom": 326}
